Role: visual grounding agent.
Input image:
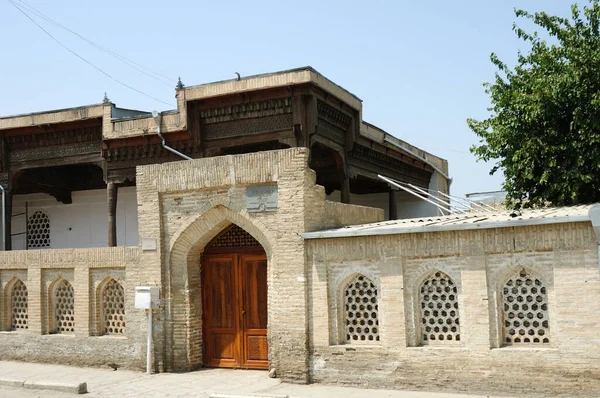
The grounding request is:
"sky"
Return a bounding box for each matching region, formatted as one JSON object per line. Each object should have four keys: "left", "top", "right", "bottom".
{"left": 0, "top": 0, "right": 588, "bottom": 198}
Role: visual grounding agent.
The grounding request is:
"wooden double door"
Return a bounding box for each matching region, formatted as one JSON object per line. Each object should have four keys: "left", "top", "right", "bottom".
{"left": 202, "top": 251, "right": 268, "bottom": 369}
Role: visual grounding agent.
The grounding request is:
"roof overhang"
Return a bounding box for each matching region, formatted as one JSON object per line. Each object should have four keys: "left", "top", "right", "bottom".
{"left": 183, "top": 66, "right": 363, "bottom": 112}
{"left": 0, "top": 104, "right": 105, "bottom": 131}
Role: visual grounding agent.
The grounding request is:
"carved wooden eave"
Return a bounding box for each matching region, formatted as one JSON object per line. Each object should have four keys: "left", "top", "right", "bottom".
{"left": 0, "top": 66, "right": 449, "bottom": 195}
{"left": 0, "top": 118, "right": 104, "bottom": 173}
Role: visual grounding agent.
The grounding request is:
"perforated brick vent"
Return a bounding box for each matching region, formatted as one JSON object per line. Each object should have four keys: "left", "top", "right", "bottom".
{"left": 207, "top": 224, "right": 260, "bottom": 249}
{"left": 11, "top": 280, "right": 28, "bottom": 330}
{"left": 28, "top": 210, "right": 50, "bottom": 248}
{"left": 420, "top": 271, "right": 460, "bottom": 344}
{"left": 503, "top": 269, "right": 549, "bottom": 344}
{"left": 103, "top": 280, "right": 125, "bottom": 335}
{"left": 344, "top": 275, "right": 379, "bottom": 343}
{"left": 55, "top": 280, "right": 75, "bottom": 333}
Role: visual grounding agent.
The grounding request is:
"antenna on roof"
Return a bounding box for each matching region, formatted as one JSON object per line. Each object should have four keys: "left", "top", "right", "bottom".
{"left": 405, "top": 182, "right": 467, "bottom": 214}
{"left": 379, "top": 175, "right": 496, "bottom": 213}
{"left": 378, "top": 175, "right": 454, "bottom": 215}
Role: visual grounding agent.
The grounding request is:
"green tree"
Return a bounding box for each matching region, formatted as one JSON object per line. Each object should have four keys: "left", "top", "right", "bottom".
{"left": 468, "top": 0, "right": 600, "bottom": 208}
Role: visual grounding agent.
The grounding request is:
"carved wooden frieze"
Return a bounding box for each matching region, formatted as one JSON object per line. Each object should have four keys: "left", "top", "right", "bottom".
{"left": 316, "top": 100, "right": 351, "bottom": 145}
{"left": 5, "top": 125, "right": 102, "bottom": 151}
{"left": 9, "top": 142, "right": 102, "bottom": 164}
{"left": 104, "top": 141, "right": 198, "bottom": 162}
{"left": 204, "top": 114, "right": 293, "bottom": 140}
{"left": 200, "top": 98, "right": 292, "bottom": 124}
{"left": 349, "top": 144, "right": 432, "bottom": 188}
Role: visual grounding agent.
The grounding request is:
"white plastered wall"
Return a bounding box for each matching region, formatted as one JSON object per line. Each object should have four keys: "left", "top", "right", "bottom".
{"left": 9, "top": 187, "right": 138, "bottom": 249}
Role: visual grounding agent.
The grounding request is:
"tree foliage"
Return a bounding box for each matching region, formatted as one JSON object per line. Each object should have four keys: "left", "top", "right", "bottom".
{"left": 468, "top": 1, "right": 600, "bottom": 208}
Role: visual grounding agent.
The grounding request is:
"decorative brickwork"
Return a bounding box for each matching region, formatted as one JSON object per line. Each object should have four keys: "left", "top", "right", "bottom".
{"left": 502, "top": 269, "right": 549, "bottom": 344}
{"left": 344, "top": 274, "right": 379, "bottom": 343}
{"left": 103, "top": 279, "right": 125, "bottom": 335}
{"left": 420, "top": 271, "right": 460, "bottom": 344}
{"left": 55, "top": 280, "right": 75, "bottom": 333}
{"left": 11, "top": 279, "right": 28, "bottom": 330}
{"left": 28, "top": 210, "right": 50, "bottom": 249}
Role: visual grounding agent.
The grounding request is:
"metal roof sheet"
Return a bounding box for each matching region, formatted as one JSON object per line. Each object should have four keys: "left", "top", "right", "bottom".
{"left": 303, "top": 204, "right": 597, "bottom": 239}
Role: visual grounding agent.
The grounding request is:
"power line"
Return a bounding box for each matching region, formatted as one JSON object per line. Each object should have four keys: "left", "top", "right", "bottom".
{"left": 8, "top": 1, "right": 175, "bottom": 107}
{"left": 10, "top": 0, "right": 175, "bottom": 87}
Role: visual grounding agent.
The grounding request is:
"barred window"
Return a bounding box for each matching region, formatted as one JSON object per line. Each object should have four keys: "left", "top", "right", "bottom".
{"left": 11, "top": 279, "right": 28, "bottom": 330}
{"left": 28, "top": 210, "right": 50, "bottom": 249}
{"left": 344, "top": 274, "right": 379, "bottom": 343}
{"left": 503, "top": 269, "right": 550, "bottom": 344}
{"left": 103, "top": 280, "right": 125, "bottom": 335}
{"left": 55, "top": 280, "right": 75, "bottom": 333}
{"left": 420, "top": 271, "right": 460, "bottom": 344}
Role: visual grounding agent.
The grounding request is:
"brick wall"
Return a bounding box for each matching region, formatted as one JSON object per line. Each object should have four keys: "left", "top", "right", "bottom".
{"left": 306, "top": 222, "right": 600, "bottom": 395}
{"left": 135, "top": 147, "right": 382, "bottom": 382}
{"left": 0, "top": 247, "right": 141, "bottom": 368}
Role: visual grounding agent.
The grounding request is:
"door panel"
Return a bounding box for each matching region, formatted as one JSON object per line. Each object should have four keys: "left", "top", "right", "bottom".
{"left": 241, "top": 255, "right": 268, "bottom": 367}
{"left": 202, "top": 255, "right": 239, "bottom": 368}
{"left": 202, "top": 252, "right": 268, "bottom": 369}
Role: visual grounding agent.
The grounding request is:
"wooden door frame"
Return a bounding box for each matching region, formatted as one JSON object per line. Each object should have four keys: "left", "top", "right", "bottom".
{"left": 201, "top": 247, "right": 268, "bottom": 370}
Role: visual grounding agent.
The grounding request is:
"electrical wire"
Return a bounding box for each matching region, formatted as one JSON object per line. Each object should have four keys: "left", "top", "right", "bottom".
{"left": 10, "top": 0, "right": 175, "bottom": 87}
{"left": 8, "top": 1, "right": 175, "bottom": 107}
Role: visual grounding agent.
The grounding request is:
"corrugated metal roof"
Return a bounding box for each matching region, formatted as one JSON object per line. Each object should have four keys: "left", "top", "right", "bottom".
{"left": 303, "top": 204, "right": 597, "bottom": 239}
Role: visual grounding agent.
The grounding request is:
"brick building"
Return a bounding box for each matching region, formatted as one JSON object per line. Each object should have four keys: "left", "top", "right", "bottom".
{"left": 0, "top": 67, "right": 598, "bottom": 396}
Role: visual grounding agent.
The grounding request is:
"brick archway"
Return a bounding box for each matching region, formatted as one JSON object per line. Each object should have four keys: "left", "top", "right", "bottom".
{"left": 166, "top": 205, "right": 274, "bottom": 371}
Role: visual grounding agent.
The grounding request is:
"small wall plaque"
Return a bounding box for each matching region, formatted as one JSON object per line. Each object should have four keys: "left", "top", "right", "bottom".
{"left": 141, "top": 238, "right": 157, "bottom": 251}
{"left": 246, "top": 185, "right": 278, "bottom": 212}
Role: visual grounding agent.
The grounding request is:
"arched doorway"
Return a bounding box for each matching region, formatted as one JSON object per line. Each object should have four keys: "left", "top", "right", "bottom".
{"left": 201, "top": 223, "right": 268, "bottom": 370}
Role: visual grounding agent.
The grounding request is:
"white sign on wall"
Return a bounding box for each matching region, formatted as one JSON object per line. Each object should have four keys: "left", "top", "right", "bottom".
{"left": 246, "top": 185, "right": 278, "bottom": 212}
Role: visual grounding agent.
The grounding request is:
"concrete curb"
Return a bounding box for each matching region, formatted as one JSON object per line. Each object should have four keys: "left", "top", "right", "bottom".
{"left": 210, "top": 394, "right": 288, "bottom": 398}
{"left": 0, "top": 378, "right": 87, "bottom": 394}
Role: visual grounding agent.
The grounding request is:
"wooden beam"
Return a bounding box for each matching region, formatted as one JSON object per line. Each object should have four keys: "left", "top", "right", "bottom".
{"left": 203, "top": 129, "right": 294, "bottom": 149}
{"left": 103, "top": 131, "right": 189, "bottom": 149}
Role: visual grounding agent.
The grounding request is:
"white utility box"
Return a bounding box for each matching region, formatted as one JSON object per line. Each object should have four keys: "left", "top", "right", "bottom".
{"left": 135, "top": 286, "right": 160, "bottom": 309}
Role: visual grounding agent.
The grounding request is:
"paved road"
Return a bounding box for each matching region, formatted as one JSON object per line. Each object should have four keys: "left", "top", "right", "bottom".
{"left": 0, "top": 385, "right": 68, "bottom": 397}
{"left": 0, "top": 360, "right": 506, "bottom": 398}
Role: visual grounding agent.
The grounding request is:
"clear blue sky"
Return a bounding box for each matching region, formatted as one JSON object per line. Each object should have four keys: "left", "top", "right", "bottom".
{"left": 0, "top": 0, "right": 587, "bottom": 198}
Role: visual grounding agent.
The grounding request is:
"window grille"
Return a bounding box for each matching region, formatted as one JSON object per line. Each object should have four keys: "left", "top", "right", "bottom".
{"left": 503, "top": 269, "right": 550, "bottom": 344}
{"left": 28, "top": 210, "right": 50, "bottom": 248}
{"left": 55, "top": 280, "right": 75, "bottom": 333}
{"left": 103, "top": 280, "right": 125, "bottom": 335}
{"left": 11, "top": 280, "right": 28, "bottom": 330}
{"left": 344, "top": 274, "right": 379, "bottom": 343}
{"left": 207, "top": 224, "right": 260, "bottom": 249}
{"left": 420, "top": 271, "right": 460, "bottom": 343}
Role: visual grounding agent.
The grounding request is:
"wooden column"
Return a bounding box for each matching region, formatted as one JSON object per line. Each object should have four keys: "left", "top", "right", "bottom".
{"left": 389, "top": 189, "right": 398, "bottom": 220}
{"left": 341, "top": 172, "right": 350, "bottom": 204}
{"left": 4, "top": 188, "right": 12, "bottom": 251}
{"left": 341, "top": 113, "right": 355, "bottom": 205}
{"left": 107, "top": 182, "right": 118, "bottom": 247}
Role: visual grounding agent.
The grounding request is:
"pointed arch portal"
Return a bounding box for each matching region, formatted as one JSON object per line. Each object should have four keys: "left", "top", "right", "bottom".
{"left": 201, "top": 223, "right": 268, "bottom": 369}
